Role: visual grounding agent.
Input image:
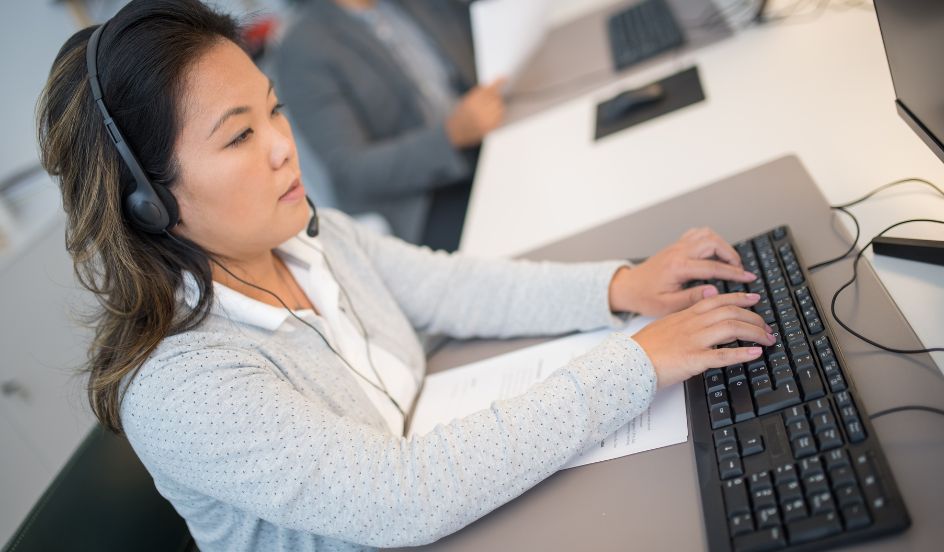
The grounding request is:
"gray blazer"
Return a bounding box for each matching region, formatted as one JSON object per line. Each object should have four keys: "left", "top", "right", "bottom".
{"left": 275, "top": 0, "right": 478, "bottom": 243}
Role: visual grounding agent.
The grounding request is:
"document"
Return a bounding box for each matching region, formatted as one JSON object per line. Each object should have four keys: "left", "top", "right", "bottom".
{"left": 408, "top": 318, "right": 689, "bottom": 469}
{"left": 470, "top": 0, "right": 550, "bottom": 85}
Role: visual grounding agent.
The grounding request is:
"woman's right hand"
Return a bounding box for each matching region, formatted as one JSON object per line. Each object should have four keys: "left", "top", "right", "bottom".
{"left": 632, "top": 292, "right": 775, "bottom": 389}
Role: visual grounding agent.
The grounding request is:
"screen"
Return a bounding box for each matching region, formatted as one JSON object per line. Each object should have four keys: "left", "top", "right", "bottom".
{"left": 874, "top": 0, "right": 944, "bottom": 162}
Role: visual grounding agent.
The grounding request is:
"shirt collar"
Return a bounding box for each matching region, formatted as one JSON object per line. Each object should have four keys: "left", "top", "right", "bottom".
{"left": 180, "top": 232, "right": 328, "bottom": 332}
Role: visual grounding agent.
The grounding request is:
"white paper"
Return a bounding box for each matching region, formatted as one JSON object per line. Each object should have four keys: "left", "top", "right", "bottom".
{"left": 470, "top": 0, "right": 550, "bottom": 85}
{"left": 408, "top": 318, "right": 689, "bottom": 469}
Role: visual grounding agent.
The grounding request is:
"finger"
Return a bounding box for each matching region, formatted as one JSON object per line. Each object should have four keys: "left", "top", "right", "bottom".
{"left": 701, "top": 319, "right": 775, "bottom": 348}
{"left": 691, "top": 292, "right": 761, "bottom": 314}
{"left": 698, "top": 304, "right": 770, "bottom": 332}
{"left": 691, "top": 233, "right": 742, "bottom": 267}
{"left": 488, "top": 77, "right": 507, "bottom": 89}
{"left": 701, "top": 346, "right": 764, "bottom": 370}
{"left": 660, "top": 284, "right": 719, "bottom": 313}
{"left": 683, "top": 259, "right": 755, "bottom": 282}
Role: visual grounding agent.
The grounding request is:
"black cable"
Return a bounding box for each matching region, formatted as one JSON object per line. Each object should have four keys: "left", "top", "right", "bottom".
{"left": 163, "top": 231, "right": 407, "bottom": 420}
{"left": 808, "top": 178, "right": 944, "bottom": 272}
{"left": 829, "top": 218, "right": 944, "bottom": 354}
{"left": 870, "top": 404, "right": 944, "bottom": 421}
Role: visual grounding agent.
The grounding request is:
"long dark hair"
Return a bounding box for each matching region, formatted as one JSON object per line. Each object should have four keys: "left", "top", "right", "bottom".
{"left": 36, "top": 0, "right": 243, "bottom": 433}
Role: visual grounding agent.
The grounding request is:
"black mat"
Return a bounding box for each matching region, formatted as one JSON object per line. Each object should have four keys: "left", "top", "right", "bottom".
{"left": 594, "top": 65, "right": 705, "bottom": 140}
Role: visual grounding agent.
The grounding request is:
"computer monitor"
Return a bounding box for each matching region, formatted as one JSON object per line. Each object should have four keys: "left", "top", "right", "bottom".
{"left": 873, "top": 0, "right": 944, "bottom": 164}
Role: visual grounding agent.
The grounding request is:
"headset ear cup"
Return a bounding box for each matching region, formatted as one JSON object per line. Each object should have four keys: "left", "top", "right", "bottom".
{"left": 152, "top": 183, "right": 180, "bottom": 228}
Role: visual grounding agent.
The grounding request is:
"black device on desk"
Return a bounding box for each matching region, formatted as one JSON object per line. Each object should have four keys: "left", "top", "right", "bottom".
{"left": 687, "top": 1, "right": 944, "bottom": 550}
{"left": 686, "top": 226, "right": 910, "bottom": 552}
{"left": 872, "top": 0, "right": 944, "bottom": 265}
{"left": 607, "top": 0, "right": 685, "bottom": 71}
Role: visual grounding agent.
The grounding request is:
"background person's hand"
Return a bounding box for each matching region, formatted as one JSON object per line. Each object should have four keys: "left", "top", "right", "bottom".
{"left": 445, "top": 78, "right": 506, "bottom": 148}
{"left": 632, "top": 292, "right": 774, "bottom": 388}
{"left": 609, "top": 227, "right": 756, "bottom": 317}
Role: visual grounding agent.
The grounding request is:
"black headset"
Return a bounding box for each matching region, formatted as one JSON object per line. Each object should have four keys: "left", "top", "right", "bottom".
{"left": 85, "top": 21, "right": 319, "bottom": 238}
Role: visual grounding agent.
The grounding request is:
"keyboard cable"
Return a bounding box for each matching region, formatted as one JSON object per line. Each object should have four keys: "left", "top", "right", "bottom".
{"left": 804, "top": 178, "right": 944, "bottom": 356}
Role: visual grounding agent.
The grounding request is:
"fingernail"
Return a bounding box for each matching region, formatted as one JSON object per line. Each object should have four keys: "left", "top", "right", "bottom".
{"left": 766, "top": 332, "right": 775, "bottom": 342}
{"left": 743, "top": 270, "right": 757, "bottom": 280}
{"left": 746, "top": 293, "right": 760, "bottom": 301}
{"left": 765, "top": 324, "right": 772, "bottom": 333}
{"left": 749, "top": 347, "right": 763, "bottom": 356}
{"left": 703, "top": 286, "right": 719, "bottom": 298}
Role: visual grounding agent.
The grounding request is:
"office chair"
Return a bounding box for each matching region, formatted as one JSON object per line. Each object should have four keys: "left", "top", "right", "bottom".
{"left": 3, "top": 425, "right": 194, "bottom": 552}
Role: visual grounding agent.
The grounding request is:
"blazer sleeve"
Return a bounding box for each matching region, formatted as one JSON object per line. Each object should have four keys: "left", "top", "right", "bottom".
{"left": 324, "top": 210, "right": 634, "bottom": 339}
{"left": 122, "top": 332, "right": 657, "bottom": 548}
{"left": 274, "top": 43, "right": 470, "bottom": 202}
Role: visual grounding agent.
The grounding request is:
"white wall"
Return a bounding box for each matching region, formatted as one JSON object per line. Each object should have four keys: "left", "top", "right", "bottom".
{"left": 0, "top": 1, "right": 78, "bottom": 180}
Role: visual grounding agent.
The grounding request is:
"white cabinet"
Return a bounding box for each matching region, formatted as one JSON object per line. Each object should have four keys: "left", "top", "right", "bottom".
{"left": 1, "top": 214, "right": 96, "bottom": 544}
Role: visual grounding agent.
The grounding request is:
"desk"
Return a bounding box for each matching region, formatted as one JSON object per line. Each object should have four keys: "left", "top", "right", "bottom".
{"left": 462, "top": 0, "right": 944, "bottom": 371}
{"left": 410, "top": 156, "right": 944, "bottom": 551}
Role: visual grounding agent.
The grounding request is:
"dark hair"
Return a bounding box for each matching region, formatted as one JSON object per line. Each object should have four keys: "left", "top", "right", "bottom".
{"left": 36, "top": 0, "right": 243, "bottom": 433}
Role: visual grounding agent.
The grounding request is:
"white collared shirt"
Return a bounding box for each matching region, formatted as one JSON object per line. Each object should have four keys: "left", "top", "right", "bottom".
{"left": 182, "top": 233, "right": 418, "bottom": 435}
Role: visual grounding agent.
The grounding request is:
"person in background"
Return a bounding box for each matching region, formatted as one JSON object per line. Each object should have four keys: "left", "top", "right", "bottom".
{"left": 275, "top": 0, "right": 504, "bottom": 251}
{"left": 38, "top": 1, "right": 774, "bottom": 550}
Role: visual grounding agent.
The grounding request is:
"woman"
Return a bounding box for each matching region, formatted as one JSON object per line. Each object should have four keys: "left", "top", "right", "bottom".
{"left": 37, "top": 1, "right": 772, "bottom": 550}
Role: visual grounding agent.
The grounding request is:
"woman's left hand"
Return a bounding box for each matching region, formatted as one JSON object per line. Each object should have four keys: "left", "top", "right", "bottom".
{"left": 608, "top": 227, "right": 757, "bottom": 317}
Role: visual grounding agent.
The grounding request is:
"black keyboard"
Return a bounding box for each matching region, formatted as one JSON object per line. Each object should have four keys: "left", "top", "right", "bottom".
{"left": 607, "top": 0, "right": 686, "bottom": 71}
{"left": 685, "top": 226, "right": 910, "bottom": 552}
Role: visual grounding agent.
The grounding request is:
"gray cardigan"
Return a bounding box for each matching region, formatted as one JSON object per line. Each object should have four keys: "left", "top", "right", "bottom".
{"left": 275, "top": 0, "right": 477, "bottom": 243}
{"left": 121, "top": 210, "right": 657, "bottom": 551}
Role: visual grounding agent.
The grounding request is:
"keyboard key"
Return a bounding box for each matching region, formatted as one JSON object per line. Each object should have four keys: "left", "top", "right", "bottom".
{"left": 782, "top": 498, "right": 807, "bottom": 523}
{"left": 767, "top": 353, "right": 790, "bottom": 374}
{"left": 749, "top": 471, "right": 773, "bottom": 492}
{"left": 733, "top": 526, "right": 786, "bottom": 552}
{"left": 799, "top": 456, "right": 824, "bottom": 477}
{"left": 807, "top": 398, "right": 831, "bottom": 417}
{"left": 834, "top": 390, "right": 852, "bottom": 407}
{"left": 752, "top": 488, "right": 777, "bottom": 511}
{"left": 742, "top": 435, "right": 764, "bottom": 456}
{"left": 796, "top": 367, "right": 825, "bottom": 400}
{"left": 751, "top": 375, "right": 773, "bottom": 397}
{"left": 787, "top": 419, "right": 812, "bottom": 441}
{"left": 842, "top": 503, "right": 872, "bottom": 530}
{"left": 824, "top": 449, "right": 850, "bottom": 471}
{"left": 811, "top": 412, "right": 837, "bottom": 434}
{"left": 846, "top": 419, "right": 866, "bottom": 443}
{"left": 724, "top": 478, "right": 751, "bottom": 517}
{"left": 756, "top": 379, "right": 801, "bottom": 415}
{"left": 720, "top": 457, "right": 744, "bottom": 480}
{"left": 730, "top": 512, "right": 755, "bottom": 537}
{"left": 829, "top": 466, "right": 857, "bottom": 489}
{"left": 705, "top": 372, "right": 725, "bottom": 393}
{"left": 777, "top": 480, "right": 803, "bottom": 504}
{"left": 792, "top": 436, "right": 817, "bottom": 459}
{"left": 717, "top": 443, "right": 739, "bottom": 462}
{"left": 711, "top": 404, "right": 733, "bottom": 429}
{"left": 839, "top": 404, "right": 859, "bottom": 424}
{"left": 827, "top": 372, "right": 847, "bottom": 392}
{"left": 787, "top": 511, "right": 842, "bottom": 544}
{"left": 803, "top": 473, "right": 830, "bottom": 495}
{"left": 774, "top": 463, "right": 798, "bottom": 484}
{"left": 809, "top": 491, "right": 836, "bottom": 515}
{"left": 836, "top": 485, "right": 864, "bottom": 509}
{"left": 755, "top": 506, "right": 782, "bottom": 530}
{"left": 729, "top": 379, "right": 755, "bottom": 422}
{"left": 726, "top": 364, "right": 747, "bottom": 383}
{"left": 708, "top": 388, "right": 729, "bottom": 409}
{"left": 816, "top": 429, "right": 843, "bottom": 451}
{"left": 714, "top": 427, "right": 737, "bottom": 448}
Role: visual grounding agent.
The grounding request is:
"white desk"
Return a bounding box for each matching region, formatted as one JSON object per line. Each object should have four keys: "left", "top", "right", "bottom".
{"left": 461, "top": 1, "right": 944, "bottom": 370}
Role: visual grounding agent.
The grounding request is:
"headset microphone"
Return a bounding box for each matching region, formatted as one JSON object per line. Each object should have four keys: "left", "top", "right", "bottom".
{"left": 305, "top": 196, "right": 320, "bottom": 238}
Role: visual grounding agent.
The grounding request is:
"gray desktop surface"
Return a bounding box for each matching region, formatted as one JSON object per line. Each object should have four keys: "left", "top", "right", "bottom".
{"left": 402, "top": 156, "right": 944, "bottom": 551}
{"left": 505, "top": 0, "right": 733, "bottom": 124}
